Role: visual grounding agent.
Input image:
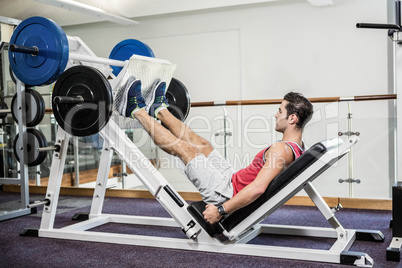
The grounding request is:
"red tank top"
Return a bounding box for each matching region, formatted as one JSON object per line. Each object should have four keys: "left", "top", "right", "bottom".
{"left": 231, "top": 141, "right": 304, "bottom": 196}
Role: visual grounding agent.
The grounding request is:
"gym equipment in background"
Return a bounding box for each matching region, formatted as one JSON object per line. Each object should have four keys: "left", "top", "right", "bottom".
{"left": 357, "top": 0, "right": 402, "bottom": 262}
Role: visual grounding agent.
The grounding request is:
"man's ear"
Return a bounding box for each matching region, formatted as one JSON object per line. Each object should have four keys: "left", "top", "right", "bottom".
{"left": 288, "top": 114, "right": 298, "bottom": 125}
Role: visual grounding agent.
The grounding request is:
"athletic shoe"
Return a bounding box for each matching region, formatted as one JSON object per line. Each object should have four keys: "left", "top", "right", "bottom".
{"left": 116, "top": 78, "right": 146, "bottom": 118}
{"left": 149, "top": 81, "right": 169, "bottom": 119}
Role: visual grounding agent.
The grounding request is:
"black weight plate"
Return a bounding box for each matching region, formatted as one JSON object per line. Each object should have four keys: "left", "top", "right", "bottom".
{"left": 34, "top": 131, "right": 49, "bottom": 166}
{"left": 166, "top": 78, "right": 190, "bottom": 121}
{"left": 52, "top": 66, "right": 113, "bottom": 137}
{"left": 0, "top": 101, "right": 8, "bottom": 119}
{"left": 13, "top": 128, "right": 48, "bottom": 167}
{"left": 29, "top": 90, "right": 46, "bottom": 127}
{"left": 11, "top": 88, "right": 46, "bottom": 127}
{"left": 28, "top": 129, "right": 48, "bottom": 166}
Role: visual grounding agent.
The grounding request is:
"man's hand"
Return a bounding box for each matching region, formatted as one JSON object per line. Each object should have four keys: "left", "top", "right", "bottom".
{"left": 203, "top": 204, "right": 222, "bottom": 224}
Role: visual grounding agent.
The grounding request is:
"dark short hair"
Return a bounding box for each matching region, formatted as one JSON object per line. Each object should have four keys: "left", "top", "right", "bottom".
{"left": 283, "top": 92, "right": 313, "bottom": 129}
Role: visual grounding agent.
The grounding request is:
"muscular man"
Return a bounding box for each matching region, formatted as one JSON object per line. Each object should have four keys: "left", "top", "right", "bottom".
{"left": 117, "top": 79, "right": 313, "bottom": 224}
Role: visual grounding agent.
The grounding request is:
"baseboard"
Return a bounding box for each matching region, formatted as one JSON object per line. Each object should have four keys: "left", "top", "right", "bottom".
{"left": 2, "top": 184, "right": 392, "bottom": 210}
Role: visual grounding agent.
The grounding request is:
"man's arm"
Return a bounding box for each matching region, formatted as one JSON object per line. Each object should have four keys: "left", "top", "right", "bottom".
{"left": 203, "top": 142, "right": 295, "bottom": 224}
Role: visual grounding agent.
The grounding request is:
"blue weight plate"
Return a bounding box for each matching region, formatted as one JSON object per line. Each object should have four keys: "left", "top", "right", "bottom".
{"left": 9, "top": 16, "right": 69, "bottom": 86}
{"left": 108, "top": 39, "right": 155, "bottom": 76}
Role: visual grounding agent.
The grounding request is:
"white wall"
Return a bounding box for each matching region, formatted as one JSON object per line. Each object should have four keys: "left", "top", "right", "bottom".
{"left": 64, "top": 0, "right": 394, "bottom": 198}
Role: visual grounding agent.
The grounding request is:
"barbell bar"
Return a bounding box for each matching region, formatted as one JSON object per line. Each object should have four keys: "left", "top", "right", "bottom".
{"left": 9, "top": 43, "right": 39, "bottom": 56}
{"left": 10, "top": 43, "right": 126, "bottom": 67}
{"left": 37, "top": 145, "right": 61, "bottom": 153}
{"left": 53, "top": 96, "right": 84, "bottom": 105}
{"left": 10, "top": 44, "right": 127, "bottom": 70}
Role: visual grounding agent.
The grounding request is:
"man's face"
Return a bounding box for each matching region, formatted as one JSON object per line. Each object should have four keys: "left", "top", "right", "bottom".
{"left": 275, "top": 101, "right": 289, "bottom": 132}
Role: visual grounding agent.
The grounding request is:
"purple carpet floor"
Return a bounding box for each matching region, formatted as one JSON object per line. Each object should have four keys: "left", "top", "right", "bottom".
{"left": 0, "top": 190, "right": 401, "bottom": 268}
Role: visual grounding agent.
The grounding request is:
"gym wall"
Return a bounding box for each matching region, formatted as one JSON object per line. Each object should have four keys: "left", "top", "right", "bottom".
{"left": 63, "top": 0, "right": 393, "bottom": 199}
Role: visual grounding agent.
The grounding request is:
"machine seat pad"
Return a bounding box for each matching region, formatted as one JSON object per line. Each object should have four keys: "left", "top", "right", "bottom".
{"left": 187, "top": 142, "right": 327, "bottom": 236}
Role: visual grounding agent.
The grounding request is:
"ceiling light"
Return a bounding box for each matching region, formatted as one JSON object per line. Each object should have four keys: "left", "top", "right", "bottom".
{"left": 32, "top": 0, "right": 139, "bottom": 26}
{"left": 307, "top": 0, "right": 334, "bottom": 7}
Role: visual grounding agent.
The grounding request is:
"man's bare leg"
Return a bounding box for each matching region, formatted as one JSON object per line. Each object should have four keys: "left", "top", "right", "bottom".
{"left": 156, "top": 109, "right": 214, "bottom": 157}
{"left": 117, "top": 79, "right": 209, "bottom": 164}
{"left": 134, "top": 109, "right": 199, "bottom": 165}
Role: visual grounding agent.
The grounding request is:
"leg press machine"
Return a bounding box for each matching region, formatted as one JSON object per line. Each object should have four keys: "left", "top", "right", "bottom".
{"left": 24, "top": 123, "right": 384, "bottom": 266}
{"left": 7, "top": 15, "right": 386, "bottom": 266}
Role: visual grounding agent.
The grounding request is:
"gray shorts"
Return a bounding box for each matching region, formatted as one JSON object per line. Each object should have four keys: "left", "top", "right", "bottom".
{"left": 184, "top": 150, "right": 235, "bottom": 205}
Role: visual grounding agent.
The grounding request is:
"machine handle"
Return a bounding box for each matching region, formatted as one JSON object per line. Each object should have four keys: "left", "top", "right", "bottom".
{"left": 164, "top": 185, "right": 184, "bottom": 207}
